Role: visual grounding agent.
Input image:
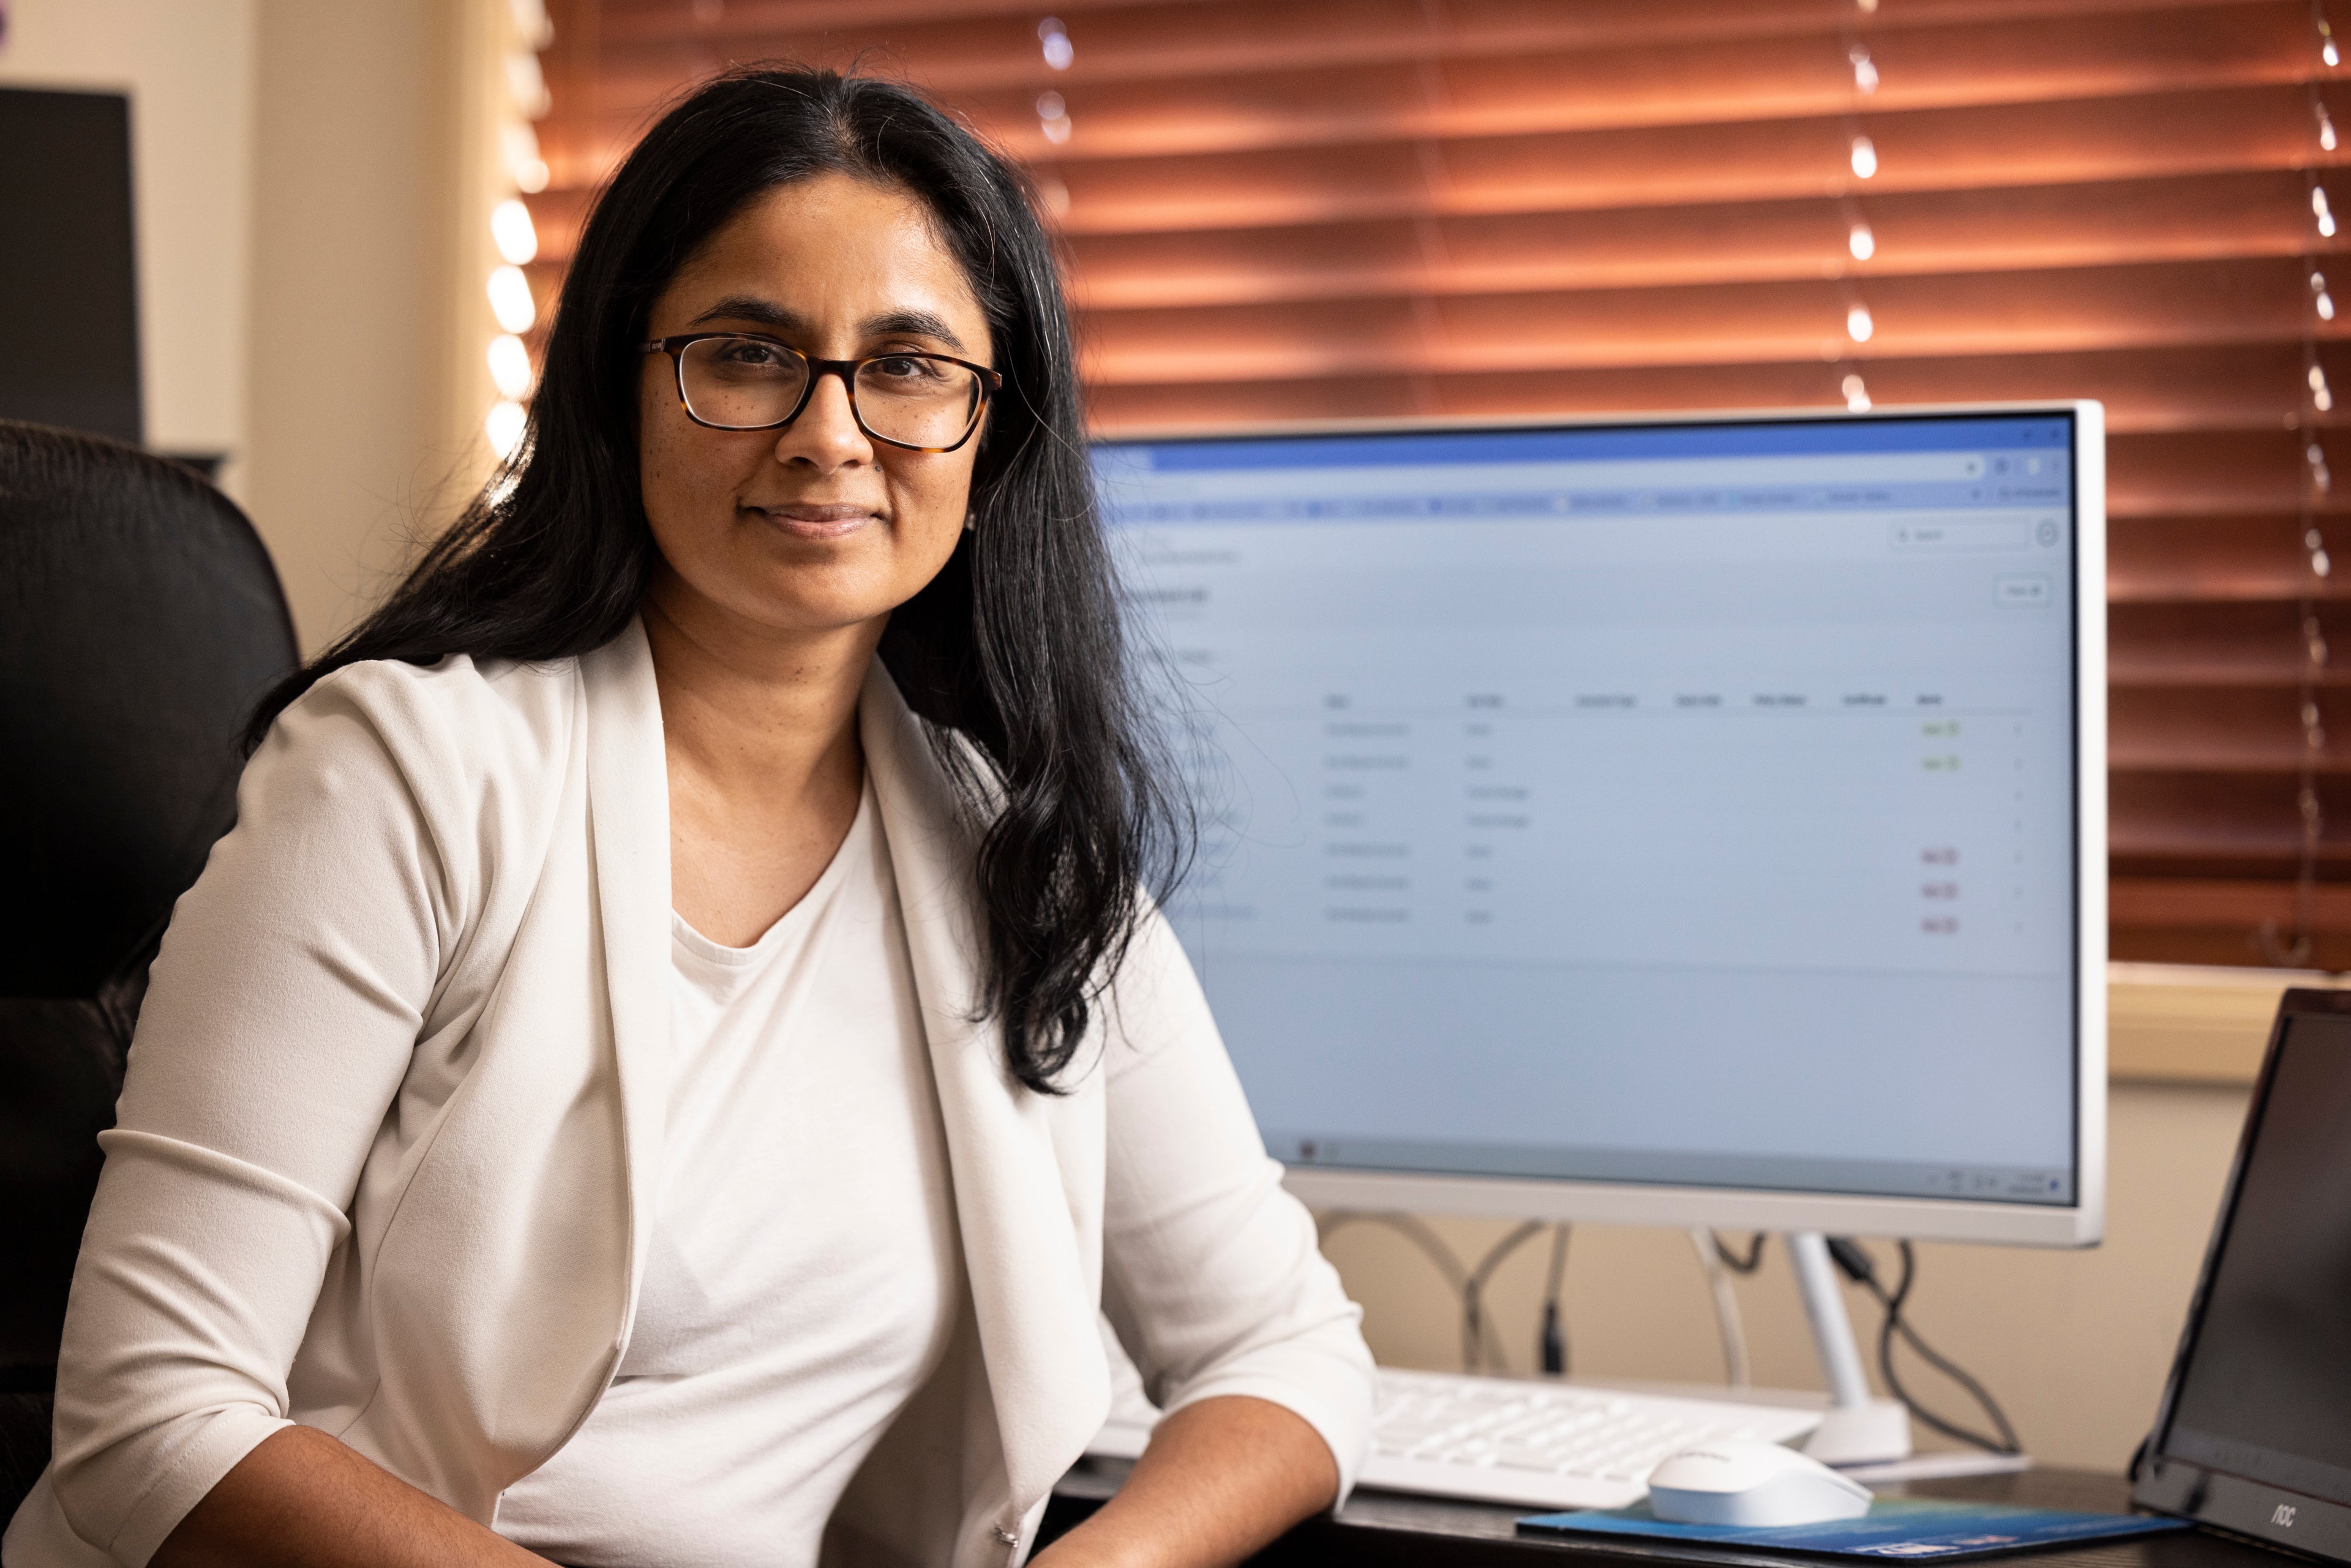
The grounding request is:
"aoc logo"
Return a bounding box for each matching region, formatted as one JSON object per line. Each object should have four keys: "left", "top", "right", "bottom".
{"left": 2273, "top": 1506, "right": 2298, "bottom": 1528}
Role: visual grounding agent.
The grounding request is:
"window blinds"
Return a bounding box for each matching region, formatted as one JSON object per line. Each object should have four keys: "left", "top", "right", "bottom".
{"left": 533, "top": 0, "right": 2347, "bottom": 969}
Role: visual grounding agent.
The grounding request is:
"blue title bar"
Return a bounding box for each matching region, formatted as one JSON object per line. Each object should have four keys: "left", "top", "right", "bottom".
{"left": 1100, "top": 413, "right": 2075, "bottom": 473}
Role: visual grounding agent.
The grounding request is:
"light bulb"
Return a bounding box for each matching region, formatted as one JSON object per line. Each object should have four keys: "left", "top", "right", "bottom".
{"left": 1847, "top": 304, "right": 1875, "bottom": 342}
{"left": 1850, "top": 135, "right": 1878, "bottom": 179}
{"left": 492, "top": 198, "right": 538, "bottom": 265}
{"left": 505, "top": 51, "right": 550, "bottom": 119}
{"left": 488, "top": 264, "right": 536, "bottom": 333}
{"left": 2319, "top": 187, "right": 2338, "bottom": 239}
{"left": 1848, "top": 222, "right": 1875, "bottom": 260}
{"left": 1842, "top": 372, "right": 1872, "bottom": 411}
{"left": 2325, "top": 291, "right": 2339, "bottom": 321}
{"left": 486, "top": 399, "right": 528, "bottom": 461}
{"left": 1037, "top": 89, "right": 1073, "bottom": 143}
{"left": 1850, "top": 44, "right": 1878, "bottom": 94}
{"left": 1040, "top": 17, "right": 1073, "bottom": 70}
{"left": 2323, "top": 102, "right": 2341, "bottom": 151}
{"left": 488, "top": 333, "right": 534, "bottom": 399}
{"left": 501, "top": 124, "right": 548, "bottom": 193}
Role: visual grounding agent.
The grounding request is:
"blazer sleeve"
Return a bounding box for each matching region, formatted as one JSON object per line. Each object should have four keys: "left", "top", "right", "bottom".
{"left": 42, "top": 672, "right": 463, "bottom": 1567}
{"left": 1095, "top": 906, "right": 1378, "bottom": 1502}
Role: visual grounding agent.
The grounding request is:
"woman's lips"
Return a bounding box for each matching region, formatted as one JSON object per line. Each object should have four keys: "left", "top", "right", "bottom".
{"left": 741, "top": 501, "right": 880, "bottom": 540}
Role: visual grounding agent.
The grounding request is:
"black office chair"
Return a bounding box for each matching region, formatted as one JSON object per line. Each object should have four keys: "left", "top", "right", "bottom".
{"left": 0, "top": 419, "right": 297, "bottom": 1513}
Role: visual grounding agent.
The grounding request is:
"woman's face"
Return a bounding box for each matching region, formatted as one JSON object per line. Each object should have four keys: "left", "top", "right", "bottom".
{"left": 636, "top": 171, "right": 992, "bottom": 642}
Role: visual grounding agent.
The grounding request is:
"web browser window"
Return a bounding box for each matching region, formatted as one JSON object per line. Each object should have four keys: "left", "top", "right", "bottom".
{"left": 1098, "top": 413, "right": 2080, "bottom": 1206}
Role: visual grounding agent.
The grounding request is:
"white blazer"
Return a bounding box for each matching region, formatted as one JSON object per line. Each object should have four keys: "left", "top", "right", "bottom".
{"left": 5, "top": 620, "right": 1373, "bottom": 1568}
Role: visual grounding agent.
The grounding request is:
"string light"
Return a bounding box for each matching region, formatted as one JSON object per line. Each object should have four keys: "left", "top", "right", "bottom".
{"left": 491, "top": 198, "right": 539, "bottom": 264}
{"left": 2325, "top": 12, "right": 2343, "bottom": 69}
{"left": 2315, "top": 362, "right": 2336, "bottom": 412}
{"left": 1842, "top": 372, "right": 1872, "bottom": 411}
{"left": 485, "top": 1, "right": 551, "bottom": 467}
{"left": 1848, "top": 220, "right": 1876, "bottom": 260}
{"left": 1846, "top": 303, "right": 1875, "bottom": 342}
{"left": 488, "top": 334, "right": 534, "bottom": 399}
{"left": 2322, "top": 96, "right": 2341, "bottom": 151}
{"left": 1039, "top": 15, "right": 1074, "bottom": 70}
{"left": 1850, "top": 134, "right": 1878, "bottom": 179}
{"left": 2317, "top": 268, "right": 2338, "bottom": 320}
{"left": 486, "top": 399, "right": 527, "bottom": 462}
{"left": 2311, "top": 441, "right": 2334, "bottom": 496}
{"left": 2318, "top": 184, "right": 2339, "bottom": 238}
{"left": 1037, "top": 89, "right": 1073, "bottom": 144}
{"left": 501, "top": 124, "right": 549, "bottom": 193}
{"left": 1850, "top": 43, "right": 1879, "bottom": 95}
{"left": 488, "top": 264, "right": 536, "bottom": 334}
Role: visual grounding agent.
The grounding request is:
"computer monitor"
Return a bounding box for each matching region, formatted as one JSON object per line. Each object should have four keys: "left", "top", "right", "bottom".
{"left": 1097, "top": 405, "right": 2104, "bottom": 1250}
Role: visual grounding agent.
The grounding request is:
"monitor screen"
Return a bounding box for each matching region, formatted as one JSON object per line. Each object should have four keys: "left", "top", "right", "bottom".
{"left": 1097, "top": 411, "right": 2083, "bottom": 1210}
{"left": 0, "top": 88, "right": 141, "bottom": 445}
{"left": 2157, "top": 1008, "right": 2351, "bottom": 1506}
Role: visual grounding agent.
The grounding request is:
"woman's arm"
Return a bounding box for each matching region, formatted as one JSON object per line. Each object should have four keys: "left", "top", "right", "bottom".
{"left": 152, "top": 1427, "right": 553, "bottom": 1568}
{"left": 42, "top": 670, "right": 490, "bottom": 1559}
{"left": 1030, "top": 1396, "right": 1335, "bottom": 1568}
{"left": 1087, "top": 907, "right": 1378, "bottom": 1563}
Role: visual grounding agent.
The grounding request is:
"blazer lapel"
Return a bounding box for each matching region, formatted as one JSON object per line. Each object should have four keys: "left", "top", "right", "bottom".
{"left": 579, "top": 618, "right": 673, "bottom": 1322}
{"left": 859, "top": 662, "right": 1111, "bottom": 1512}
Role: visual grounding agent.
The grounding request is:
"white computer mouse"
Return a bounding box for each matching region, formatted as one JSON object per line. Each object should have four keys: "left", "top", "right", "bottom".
{"left": 1646, "top": 1439, "right": 1874, "bottom": 1528}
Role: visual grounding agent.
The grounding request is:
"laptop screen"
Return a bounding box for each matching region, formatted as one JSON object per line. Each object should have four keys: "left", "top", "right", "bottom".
{"left": 2158, "top": 1010, "right": 2351, "bottom": 1507}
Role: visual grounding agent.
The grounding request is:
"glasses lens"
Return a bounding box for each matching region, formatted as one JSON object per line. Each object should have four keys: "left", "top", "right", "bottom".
{"left": 679, "top": 337, "right": 809, "bottom": 429}
{"left": 853, "top": 354, "right": 983, "bottom": 449}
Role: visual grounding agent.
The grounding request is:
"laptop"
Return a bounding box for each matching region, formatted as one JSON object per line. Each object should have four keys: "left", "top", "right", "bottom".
{"left": 2134, "top": 988, "right": 2351, "bottom": 1561}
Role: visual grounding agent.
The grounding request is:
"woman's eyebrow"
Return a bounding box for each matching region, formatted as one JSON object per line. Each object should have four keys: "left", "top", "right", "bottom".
{"left": 682, "top": 297, "right": 970, "bottom": 355}
{"left": 687, "top": 294, "right": 808, "bottom": 332}
{"left": 863, "top": 309, "right": 968, "bottom": 353}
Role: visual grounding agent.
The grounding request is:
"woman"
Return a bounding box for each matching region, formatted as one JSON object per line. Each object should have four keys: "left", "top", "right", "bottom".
{"left": 4, "top": 67, "right": 1373, "bottom": 1568}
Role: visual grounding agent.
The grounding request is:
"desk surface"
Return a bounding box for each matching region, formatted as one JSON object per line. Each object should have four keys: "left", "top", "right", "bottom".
{"left": 1046, "top": 1462, "right": 2297, "bottom": 1568}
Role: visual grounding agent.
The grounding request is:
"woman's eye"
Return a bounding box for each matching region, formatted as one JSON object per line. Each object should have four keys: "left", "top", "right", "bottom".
{"left": 719, "top": 342, "right": 777, "bottom": 366}
{"left": 871, "top": 354, "right": 942, "bottom": 381}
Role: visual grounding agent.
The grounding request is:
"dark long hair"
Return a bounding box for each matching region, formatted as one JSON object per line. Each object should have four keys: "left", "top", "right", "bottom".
{"left": 247, "top": 66, "right": 1186, "bottom": 1092}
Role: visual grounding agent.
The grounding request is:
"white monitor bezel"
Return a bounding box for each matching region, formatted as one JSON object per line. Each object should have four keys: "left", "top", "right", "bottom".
{"left": 1099, "top": 400, "right": 2107, "bottom": 1248}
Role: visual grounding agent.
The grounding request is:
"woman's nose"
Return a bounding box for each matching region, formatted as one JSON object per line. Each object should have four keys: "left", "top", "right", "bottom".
{"left": 772, "top": 369, "right": 870, "bottom": 470}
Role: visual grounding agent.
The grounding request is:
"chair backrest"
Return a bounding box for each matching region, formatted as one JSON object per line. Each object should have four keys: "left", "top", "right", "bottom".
{"left": 0, "top": 419, "right": 297, "bottom": 1389}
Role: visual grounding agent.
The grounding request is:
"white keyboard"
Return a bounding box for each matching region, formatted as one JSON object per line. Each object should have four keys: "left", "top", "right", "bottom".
{"left": 1087, "top": 1365, "right": 1824, "bottom": 1511}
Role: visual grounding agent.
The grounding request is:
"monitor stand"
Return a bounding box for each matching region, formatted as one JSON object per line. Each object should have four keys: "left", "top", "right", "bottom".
{"left": 1786, "top": 1231, "right": 1913, "bottom": 1465}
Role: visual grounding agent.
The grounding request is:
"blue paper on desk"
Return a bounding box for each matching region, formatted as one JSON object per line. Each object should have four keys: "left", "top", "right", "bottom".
{"left": 1518, "top": 1496, "right": 2190, "bottom": 1560}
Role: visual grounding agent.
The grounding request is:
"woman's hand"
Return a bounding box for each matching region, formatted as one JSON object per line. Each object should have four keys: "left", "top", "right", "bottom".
{"left": 1030, "top": 1395, "right": 1338, "bottom": 1568}
{"left": 152, "top": 1425, "right": 555, "bottom": 1568}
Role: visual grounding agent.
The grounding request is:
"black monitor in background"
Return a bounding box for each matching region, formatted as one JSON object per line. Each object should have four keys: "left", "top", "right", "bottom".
{"left": 0, "top": 88, "right": 141, "bottom": 445}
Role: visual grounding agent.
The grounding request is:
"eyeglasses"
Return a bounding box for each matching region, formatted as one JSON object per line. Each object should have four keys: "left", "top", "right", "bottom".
{"left": 640, "top": 332, "right": 1002, "bottom": 454}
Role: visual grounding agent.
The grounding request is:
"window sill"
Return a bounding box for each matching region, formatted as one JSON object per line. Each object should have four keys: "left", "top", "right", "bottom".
{"left": 2107, "top": 962, "right": 2351, "bottom": 1086}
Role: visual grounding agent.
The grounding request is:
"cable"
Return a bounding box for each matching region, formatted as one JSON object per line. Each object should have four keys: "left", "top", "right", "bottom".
{"left": 1711, "top": 1231, "right": 1769, "bottom": 1274}
{"left": 1828, "top": 1237, "right": 2022, "bottom": 1455}
{"left": 1539, "top": 1223, "right": 1571, "bottom": 1376}
{"left": 1316, "top": 1210, "right": 1468, "bottom": 1293}
{"left": 1687, "top": 1229, "right": 1752, "bottom": 1387}
{"left": 1463, "top": 1220, "right": 1547, "bottom": 1374}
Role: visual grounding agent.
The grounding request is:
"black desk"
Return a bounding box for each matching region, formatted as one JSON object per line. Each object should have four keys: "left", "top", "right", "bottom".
{"left": 1044, "top": 1463, "right": 2298, "bottom": 1568}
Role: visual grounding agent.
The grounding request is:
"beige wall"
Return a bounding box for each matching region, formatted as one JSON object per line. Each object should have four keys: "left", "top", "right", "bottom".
{"left": 5, "top": 0, "right": 503, "bottom": 653}
{"left": 1324, "top": 1078, "right": 2248, "bottom": 1474}
{"left": 243, "top": 0, "right": 498, "bottom": 652}
{"left": 0, "top": 0, "right": 258, "bottom": 487}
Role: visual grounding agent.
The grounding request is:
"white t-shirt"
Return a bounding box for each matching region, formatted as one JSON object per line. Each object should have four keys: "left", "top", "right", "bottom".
{"left": 497, "top": 783, "right": 961, "bottom": 1566}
